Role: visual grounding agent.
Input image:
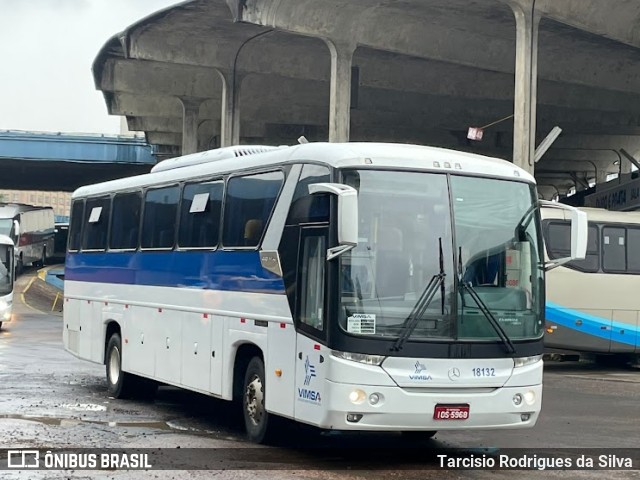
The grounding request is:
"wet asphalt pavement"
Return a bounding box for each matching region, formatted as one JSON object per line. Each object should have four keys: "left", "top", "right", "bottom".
{"left": 0, "top": 270, "right": 639, "bottom": 479}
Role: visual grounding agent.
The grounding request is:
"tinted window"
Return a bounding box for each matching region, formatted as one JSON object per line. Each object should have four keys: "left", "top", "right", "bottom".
{"left": 178, "top": 180, "right": 223, "bottom": 248}
{"left": 110, "top": 192, "right": 142, "bottom": 250}
{"left": 286, "top": 164, "right": 331, "bottom": 225}
{"left": 628, "top": 228, "right": 640, "bottom": 273}
{"left": 68, "top": 200, "right": 84, "bottom": 251}
{"left": 300, "top": 232, "right": 326, "bottom": 332}
{"left": 544, "top": 221, "right": 599, "bottom": 273}
{"left": 82, "top": 197, "right": 111, "bottom": 251}
{"left": 602, "top": 226, "right": 626, "bottom": 272}
{"left": 141, "top": 186, "right": 179, "bottom": 249}
{"left": 223, "top": 171, "right": 284, "bottom": 247}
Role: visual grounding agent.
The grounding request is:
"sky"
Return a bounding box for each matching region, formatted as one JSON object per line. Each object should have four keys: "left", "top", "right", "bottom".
{"left": 0, "top": 0, "right": 179, "bottom": 135}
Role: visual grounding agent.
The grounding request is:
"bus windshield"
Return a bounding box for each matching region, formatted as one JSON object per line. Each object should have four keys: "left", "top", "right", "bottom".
{"left": 338, "top": 169, "right": 543, "bottom": 343}
{"left": 0, "top": 244, "right": 12, "bottom": 295}
{"left": 0, "top": 219, "right": 12, "bottom": 237}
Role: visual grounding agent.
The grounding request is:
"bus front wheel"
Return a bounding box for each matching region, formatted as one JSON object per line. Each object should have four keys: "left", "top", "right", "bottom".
{"left": 242, "top": 357, "right": 272, "bottom": 444}
{"left": 106, "top": 333, "right": 137, "bottom": 399}
{"left": 106, "top": 333, "right": 157, "bottom": 400}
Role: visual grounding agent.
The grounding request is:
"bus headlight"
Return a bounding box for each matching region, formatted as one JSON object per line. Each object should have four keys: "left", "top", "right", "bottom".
{"left": 331, "top": 350, "right": 385, "bottom": 366}
{"left": 524, "top": 390, "right": 536, "bottom": 405}
{"left": 0, "top": 299, "right": 7, "bottom": 310}
{"left": 514, "top": 355, "right": 542, "bottom": 368}
{"left": 349, "top": 389, "right": 366, "bottom": 404}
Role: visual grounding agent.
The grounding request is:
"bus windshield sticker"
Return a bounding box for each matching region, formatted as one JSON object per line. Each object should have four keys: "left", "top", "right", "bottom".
{"left": 88, "top": 207, "right": 102, "bottom": 223}
{"left": 347, "top": 313, "right": 376, "bottom": 334}
{"left": 190, "top": 193, "right": 210, "bottom": 213}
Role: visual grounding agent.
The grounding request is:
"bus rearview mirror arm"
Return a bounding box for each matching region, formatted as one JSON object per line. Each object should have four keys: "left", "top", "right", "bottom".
{"left": 539, "top": 200, "right": 588, "bottom": 271}
{"left": 308, "top": 183, "right": 358, "bottom": 261}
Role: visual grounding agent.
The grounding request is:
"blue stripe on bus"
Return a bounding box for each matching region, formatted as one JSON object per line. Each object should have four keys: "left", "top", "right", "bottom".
{"left": 65, "top": 250, "right": 286, "bottom": 294}
{"left": 546, "top": 301, "right": 638, "bottom": 347}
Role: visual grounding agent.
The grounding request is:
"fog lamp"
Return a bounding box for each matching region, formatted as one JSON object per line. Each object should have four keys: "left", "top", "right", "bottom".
{"left": 346, "top": 413, "right": 363, "bottom": 423}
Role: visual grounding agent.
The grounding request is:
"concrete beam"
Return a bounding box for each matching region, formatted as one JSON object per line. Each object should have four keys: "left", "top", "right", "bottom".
{"left": 101, "top": 59, "right": 222, "bottom": 99}
{"left": 535, "top": 0, "right": 640, "bottom": 49}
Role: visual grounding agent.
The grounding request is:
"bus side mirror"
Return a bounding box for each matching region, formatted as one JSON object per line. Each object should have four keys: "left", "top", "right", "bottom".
{"left": 13, "top": 220, "right": 19, "bottom": 237}
{"left": 539, "top": 200, "right": 588, "bottom": 271}
{"left": 308, "top": 183, "right": 358, "bottom": 260}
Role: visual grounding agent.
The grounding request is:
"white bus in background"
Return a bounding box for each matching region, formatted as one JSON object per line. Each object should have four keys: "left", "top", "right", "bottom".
{"left": 0, "top": 204, "right": 55, "bottom": 274}
{"left": 0, "top": 235, "right": 14, "bottom": 330}
{"left": 63, "top": 142, "right": 587, "bottom": 443}
{"left": 542, "top": 206, "right": 640, "bottom": 363}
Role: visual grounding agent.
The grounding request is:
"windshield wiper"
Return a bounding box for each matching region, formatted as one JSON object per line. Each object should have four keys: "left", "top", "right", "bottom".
{"left": 457, "top": 247, "right": 515, "bottom": 354}
{"left": 391, "top": 238, "right": 446, "bottom": 352}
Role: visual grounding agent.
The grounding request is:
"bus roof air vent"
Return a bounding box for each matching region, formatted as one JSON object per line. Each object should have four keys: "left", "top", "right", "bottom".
{"left": 151, "top": 145, "right": 283, "bottom": 173}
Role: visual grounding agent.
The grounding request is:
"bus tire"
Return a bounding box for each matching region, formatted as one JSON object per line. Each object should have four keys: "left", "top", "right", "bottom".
{"left": 242, "top": 356, "right": 272, "bottom": 444}
{"left": 106, "top": 333, "right": 135, "bottom": 399}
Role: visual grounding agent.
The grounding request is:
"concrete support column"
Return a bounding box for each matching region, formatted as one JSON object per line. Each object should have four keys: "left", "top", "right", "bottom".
{"left": 325, "top": 40, "right": 356, "bottom": 143}
{"left": 508, "top": 0, "right": 541, "bottom": 176}
{"left": 218, "top": 69, "right": 243, "bottom": 147}
{"left": 596, "top": 168, "right": 609, "bottom": 185}
{"left": 179, "top": 98, "right": 201, "bottom": 155}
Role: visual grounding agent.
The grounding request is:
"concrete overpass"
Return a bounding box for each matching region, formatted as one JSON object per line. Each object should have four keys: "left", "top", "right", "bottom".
{"left": 92, "top": 0, "right": 640, "bottom": 199}
{"left": 0, "top": 131, "right": 156, "bottom": 191}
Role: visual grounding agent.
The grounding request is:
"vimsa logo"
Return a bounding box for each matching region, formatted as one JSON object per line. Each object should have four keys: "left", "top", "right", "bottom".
{"left": 304, "top": 356, "right": 316, "bottom": 386}
{"left": 298, "top": 355, "right": 321, "bottom": 404}
{"left": 409, "top": 360, "right": 432, "bottom": 381}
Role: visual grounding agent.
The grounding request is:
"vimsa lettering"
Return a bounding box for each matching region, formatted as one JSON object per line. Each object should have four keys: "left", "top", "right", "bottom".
{"left": 298, "top": 387, "right": 321, "bottom": 403}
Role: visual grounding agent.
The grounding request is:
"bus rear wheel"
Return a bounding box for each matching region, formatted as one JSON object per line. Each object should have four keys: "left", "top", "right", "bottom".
{"left": 242, "top": 357, "right": 273, "bottom": 444}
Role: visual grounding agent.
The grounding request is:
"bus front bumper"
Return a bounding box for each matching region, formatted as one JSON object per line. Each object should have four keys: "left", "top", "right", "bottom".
{"left": 316, "top": 380, "right": 542, "bottom": 431}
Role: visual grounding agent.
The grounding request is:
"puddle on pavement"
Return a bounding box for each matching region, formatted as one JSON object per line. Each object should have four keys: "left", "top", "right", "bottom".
{"left": 0, "top": 413, "right": 176, "bottom": 431}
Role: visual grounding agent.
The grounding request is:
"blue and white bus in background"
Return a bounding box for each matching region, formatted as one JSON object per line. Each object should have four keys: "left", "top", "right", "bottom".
{"left": 0, "top": 234, "right": 14, "bottom": 330}
{"left": 63, "top": 142, "right": 587, "bottom": 443}
{"left": 542, "top": 206, "right": 640, "bottom": 363}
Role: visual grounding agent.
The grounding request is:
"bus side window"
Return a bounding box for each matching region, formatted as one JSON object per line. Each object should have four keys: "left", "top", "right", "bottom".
{"left": 178, "top": 180, "right": 223, "bottom": 248}
{"left": 68, "top": 200, "right": 84, "bottom": 251}
{"left": 82, "top": 197, "right": 111, "bottom": 251}
{"left": 286, "top": 164, "right": 330, "bottom": 225}
{"left": 110, "top": 192, "right": 142, "bottom": 250}
{"left": 222, "top": 171, "right": 284, "bottom": 248}
{"left": 299, "top": 231, "right": 326, "bottom": 332}
{"left": 141, "top": 186, "right": 179, "bottom": 249}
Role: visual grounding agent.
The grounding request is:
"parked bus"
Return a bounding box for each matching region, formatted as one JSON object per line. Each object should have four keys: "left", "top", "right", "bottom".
{"left": 63, "top": 143, "right": 586, "bottom": 443}
{"left": 542, "top": 206, "right": 640, "bottom": 362}
{"left": 0, "top": 203, "right": 55, "bottom": 274}
{"left": 0, "top": 235, "right": 14, "bottom": 330}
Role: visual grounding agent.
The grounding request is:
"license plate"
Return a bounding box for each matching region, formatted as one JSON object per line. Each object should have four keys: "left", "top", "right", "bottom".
{"left": 433, "top": 404, "right": 470, "bottom": 420}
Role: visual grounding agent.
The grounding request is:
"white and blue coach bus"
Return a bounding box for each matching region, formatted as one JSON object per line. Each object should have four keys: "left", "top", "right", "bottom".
{"left": 542, "top": 206, "right": 640, "bottom": 362}
{"left": 63, "top": 142, "right": 587, "bottom": 443}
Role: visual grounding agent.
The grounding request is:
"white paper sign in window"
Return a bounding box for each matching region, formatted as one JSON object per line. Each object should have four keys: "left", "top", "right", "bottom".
{"left": 88, "top": 207, "right": 102, "bottom": 223}
{"left": 190, "top": 193, "right": 209, "bottom": 213}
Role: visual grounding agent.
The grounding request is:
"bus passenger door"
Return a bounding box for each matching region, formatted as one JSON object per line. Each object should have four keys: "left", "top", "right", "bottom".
{"left": 294, "top": 227, "right": 328, "bottom": 425}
